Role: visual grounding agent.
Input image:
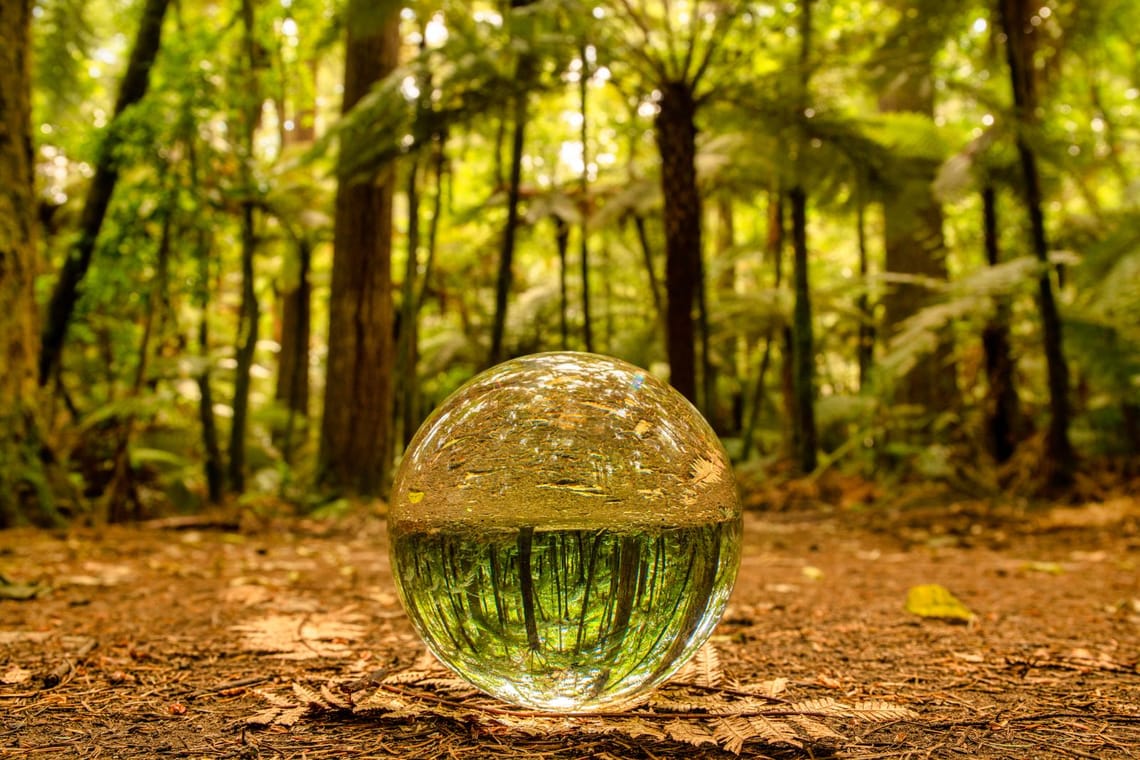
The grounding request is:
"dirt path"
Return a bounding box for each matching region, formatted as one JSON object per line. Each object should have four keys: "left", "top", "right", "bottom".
{"left": 2, "top": 500, "right": 1138, "bottom": 758}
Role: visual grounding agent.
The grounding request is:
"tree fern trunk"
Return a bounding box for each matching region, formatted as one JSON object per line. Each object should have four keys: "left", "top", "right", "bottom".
{"left": 227, "top": 0, "right": 261, "bottom": 495}
{"left": 632, "top": 214, "right": 664, "bottom": 327}
{"left": 654, "top": 81, "right": 701, "bottom": 404}
{"left": 275, "top": 237, "right": 311, "bottom": 463}
{"left": 489, "top": 53, "right": 532, "bottom": 366}
{"left": 855, "top": 179, "right": 874, "bottom": 391}
{"left": 981, "top": 186, "right": 1021, "bottom": 463}
{"left": 790, "top": 0, "right": 818, "bottom": 474}
{"left": 556, "top": 216, "right": 570, "bottom": 349}
{"left": 578, "top": 46, "right": 594, "bottom": 353}
{"left": 790, "top": 186, "right": 818, "bottom": 474}
{"left": 999, "top": 0, "right": 1073, "bottom": 487}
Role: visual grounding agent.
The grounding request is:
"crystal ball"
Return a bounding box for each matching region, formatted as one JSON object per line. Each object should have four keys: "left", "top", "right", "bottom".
{"left": 388, "top": 352, "right": 742, "bottom": 711}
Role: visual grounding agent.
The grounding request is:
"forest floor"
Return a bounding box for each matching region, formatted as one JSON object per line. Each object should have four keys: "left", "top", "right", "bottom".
{"left": 1, "top": 484, "right": 1139, "bottom": 759}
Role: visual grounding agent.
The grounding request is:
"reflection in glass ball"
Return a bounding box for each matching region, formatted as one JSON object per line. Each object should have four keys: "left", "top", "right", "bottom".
{"left": 389, "top": 352, "right": 742, "bottom": 711}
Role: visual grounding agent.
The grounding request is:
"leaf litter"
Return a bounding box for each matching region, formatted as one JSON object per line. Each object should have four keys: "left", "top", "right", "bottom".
{"left": 248, "top": 642, "right": 916, "bottom": 756}
{"left": 1, "top": 497, "right": 1138, "bottom": 758}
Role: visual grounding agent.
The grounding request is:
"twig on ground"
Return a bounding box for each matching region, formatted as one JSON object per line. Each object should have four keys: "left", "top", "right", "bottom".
{"left": 41, "top": 637, "right": 97, "bottom": 689}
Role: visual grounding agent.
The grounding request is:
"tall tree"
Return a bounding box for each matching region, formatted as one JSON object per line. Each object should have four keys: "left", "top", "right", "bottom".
{"left": 654, "top": 79, "right": 702, "bottom": 403}
{"left": 488, "top": 3, "right": 536, "bottom": 367}
{"left": 38, "top": 0, "right": 172, "bottom": 385}
{"left": 577, "top": 43, "right": 594, "bottom": 353}
{"left": 854, "top": 175, "right": 874, "bottom": 391}
{"left": 227, "top": 0, "right": 262, "bottom": 493}
{"left": 998, "top": 0, "right": 1074, "bottom": 487}
{"left": 980, "top": 185, "right": 1021, "bottom": 463}
{"left": 275, "top": 235, "right": 312, "bottom": 462}
{"left": 0, "top": 0, "right": 56, "bottom": 526}
{"left": 318, "top": 0, "right": 399, "bottom": 496}
{"left": 878, "top": 58, "right": 958, "bottom": 413}
{"left": 789, "top": 0, "right": 818, "bottom": 474}
{"left": 603, "top": 2, "right": 746, "bottom": 405}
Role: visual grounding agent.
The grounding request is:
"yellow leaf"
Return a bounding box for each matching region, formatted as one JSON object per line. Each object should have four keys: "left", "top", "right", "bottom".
{"left": 905, "top": 584, "right": 976, "bottom": 623}
{"left": 407, "top": 491, "right": 424, "bottom": 504}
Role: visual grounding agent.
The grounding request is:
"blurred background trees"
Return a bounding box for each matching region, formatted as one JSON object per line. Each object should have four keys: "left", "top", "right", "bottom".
{"left": 2, "top": 0, "right": 1137, "bottom": 526}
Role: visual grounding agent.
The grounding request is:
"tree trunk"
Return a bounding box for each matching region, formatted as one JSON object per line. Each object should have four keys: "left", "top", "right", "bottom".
{"left": 790, "top": 186, "right": 818, "bottom": 473}
{"left": 39, "top": 0, "right": 172, "bottom": 385}
{"left": 0, "top": 0, "right": 57, "bottom": 527}
{"left": 879, "top": 63, "right": 958, "bottom": 413}
{"left": 709, "top": 196, "right": 735, "bottom": 433}
{"left": 999, "top": 0, "right": 1074, "bottom": 487}
{"left": 275, "top": 237, "right": 311, "bottom": 462}
{"left": 185, "top": 116, "right": 224, "bottom": 504}
{"left": 855, "top": 179, "right": 874, "bottom": 390}
{"left": 578, "top": 47, "right": 594, "bottom": 354}
{"left": 395, "top": 158, "right": 421, "bottom": 450}
{"left": 318, "top": 0, "right": 399, "bottom": 496}
{"left": 654, "top": 81, "right": 701, "bottom": 404}
{"left": 488, "top": 53, "right": 532, "bottom": 367}
{"left": 980, "top": 186, "right": 1021, "bottom": 464}
{"left": 556, "top": 216, "right": 570, "bottom": 349}
{"left": 416, "top": 134, "right": 447, "bottom": 315}
{"left": 632, "top": 214, "right": 664, "bottom": 326}
{"left": 741, "top": 189, "right": 785, "bottom": 462}
{"left": 789, "top": 0, "right": 818, "bottom": 474}
{"left": 227, "top": 0, "right": 261, "bottom": 494}
{"left": 195, "top": 263, "right": 225, "bottom": 505}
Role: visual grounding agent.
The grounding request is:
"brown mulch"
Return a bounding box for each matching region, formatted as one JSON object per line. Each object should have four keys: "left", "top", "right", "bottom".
{"left": 1, "top": 496, "right": 1138, "bottom": 759}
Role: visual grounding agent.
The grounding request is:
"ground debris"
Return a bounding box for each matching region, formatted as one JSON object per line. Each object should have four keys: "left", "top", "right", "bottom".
{"left": 1, "top": 504, "right": 1137, "bottom": 759}
{"left": 247, "top": 644, "right": 913, "bottom": 756}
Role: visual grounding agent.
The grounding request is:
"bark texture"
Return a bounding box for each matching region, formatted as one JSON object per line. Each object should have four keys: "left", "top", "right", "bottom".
{"left": 488, "top": 54, "right": 531, "bottom": 367}
{"left": 654, "top": 81, "right": 701, "bottom": 404}
{"left": 999, "top": 0, "right": 1074, "bottom": 487}
{"left": 0, "top": 0, "right": 49, "bottom": 526}
{"left": 275, "top": 240, "right": 312, "bottom": 425}
{"left": 981, "top": 186, "right": 1021, "bottom": 463}
{"left": 318, "top": 1, "right": 399, "bottom": 496}
{"left": 879, "top": 64, "right": 959, "bottom": 412}
{"left": 790, "top": 186, "right": 818, "bottom": 473}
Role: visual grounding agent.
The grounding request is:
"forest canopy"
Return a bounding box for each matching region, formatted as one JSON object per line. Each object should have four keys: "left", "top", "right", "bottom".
{"left": 1, "top": 0, "right": 1138, "bottom": 526}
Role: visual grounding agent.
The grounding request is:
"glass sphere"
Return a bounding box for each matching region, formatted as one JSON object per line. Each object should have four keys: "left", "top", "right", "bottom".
{"left": 388, "top": 352, "right": 742, "bottom": 711}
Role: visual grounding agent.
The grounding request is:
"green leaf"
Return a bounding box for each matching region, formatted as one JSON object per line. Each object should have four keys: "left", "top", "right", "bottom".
{"left": 905, "top": 584, "right": 976, "bottom": 623}
{"left": 129, "top": 447, "right": 188, "bottom": 470}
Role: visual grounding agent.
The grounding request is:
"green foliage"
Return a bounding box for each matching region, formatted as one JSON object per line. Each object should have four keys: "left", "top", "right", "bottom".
{"left": 21, "top": 0, "right": 1140, "bottom": 520}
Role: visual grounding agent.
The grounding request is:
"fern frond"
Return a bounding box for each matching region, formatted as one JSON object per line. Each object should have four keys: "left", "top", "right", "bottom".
{"left": 417, "top": 677, "right": 481, "bottom": 696}
{"left": 664, "top": 719, "right": 719, "bottom": 748}
{"left": 320, "top": 683, "right": 351, "bottom": 710}
{"left": 271, "top": 706, "right": 308, "bottom": 727}
{"left": 746, "top": 715, "right": 803, "bottom": 747}
{"left": 789, "top": 697, "right": 855, "bottom": 717}
{"left": 671, "top": 644, "right": 724, "bottom": 687}
{"left": 711, "top": 716, "right": 754, "bottom": 754}
{"left": 382, "top": 669, "right": 439, "bottom": 685}
{"left": 352, "top": 688, "right": 408, "bottom": 714}
{"left": 292, "top": 682, "right": 331, "bottom": 710}
{"left": 580, "top": 717, "right": 668, "bottom": 742}
{"left": 252, "top": 688, "right": 298, "bottom": 709}
{"left": 789, "top": 715, "right": 846, "bottom": 742}
{"left": 648, "top": 689, "right": 725, "bottom": 713}
{"left": 849, "top": 700, "right": 919, "bottom": 721}
{"left": 246, "top": 707, "right": 287, "bottom": 726}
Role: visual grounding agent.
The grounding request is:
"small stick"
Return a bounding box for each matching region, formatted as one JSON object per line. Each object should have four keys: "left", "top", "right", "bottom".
{"left": 187, "top": 675, "right": 270, "bottom": 699}
{"left": 42, "top": 637, "right": 97, "bottom": 689}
